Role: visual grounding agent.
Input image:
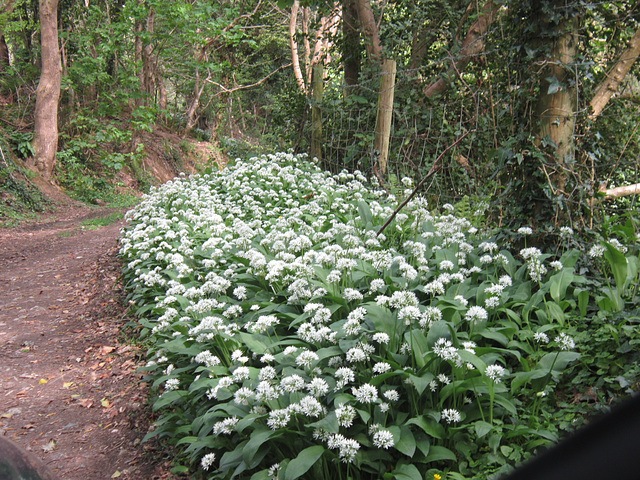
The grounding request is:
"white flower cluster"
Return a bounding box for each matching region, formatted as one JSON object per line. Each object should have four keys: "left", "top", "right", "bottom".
{"left": 120, "top": 152, "right": 585, "bottom": 477}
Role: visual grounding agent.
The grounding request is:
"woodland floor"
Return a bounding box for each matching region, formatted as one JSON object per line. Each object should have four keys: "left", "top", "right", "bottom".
{"left": 0, "top": 203, "right": 177, "bottom": 480}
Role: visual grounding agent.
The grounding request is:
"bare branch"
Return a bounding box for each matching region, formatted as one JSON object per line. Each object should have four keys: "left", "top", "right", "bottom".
{"left": 205, "top": 63, "right": 292, "bottom": 96}
{"left": 589, "top": 25, "right": 640, "bottom": 120}
{"left": 377, "top": 131, "right": 473, "bottom": 236}
{"left": 599, "top": 183, "right": 640, "bottom": 199}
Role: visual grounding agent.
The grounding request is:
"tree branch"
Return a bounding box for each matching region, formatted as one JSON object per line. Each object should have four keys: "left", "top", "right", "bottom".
{"left": 423, "top": 0, "right": 498, "bottom": 98}
{"left": 589, "top": 25, "right": 640, "bottom": 120}
{"left": 599, "top": 183, "right": 640, "bottom": 199}
{"left": 377, "top": 130, "right": 472, "bottom": 236}
{"left": 205, "top": 63, "right": 292, "bottom": 96}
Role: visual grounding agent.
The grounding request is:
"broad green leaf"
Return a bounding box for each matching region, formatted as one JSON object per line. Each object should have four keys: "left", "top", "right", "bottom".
{"left": 242, "top": 429, "right": 275, "bottom": 466}
{"left": 537, "top": 351, "right": 581, "bottom": 374}
{"left": 511, "top": 370, "right": 537, "bottom": 393}
{"left": 389, "top": 425, "right": 416, "bottom": 457}
{"left": 405, "top": 329, "right": 429, "bottom": 368}
{"left": 546, "top": 301, "right": 565, "bottom": 325}
{"left": 405, "top": 415, "right": 444, "bottom": 439}
{"left": 574, "top": 288, "right": 590, "bottom": 317}
{"left": 391, "top": 463, "right": 423, "bottom": 480}
{"left": 408, "top": 372, "right": 435, "bottom": 395}
{"left": 250, "top": 469, "right": 270, "bottom": 480}
{"left": 425, "top": 445, "right": 457, "bottom": 462}
{"left": 493, "top": 394, "right": 518, "bottom": 416}
{"left": 604, "top": 243, "right": 628, "bottom": 291}
{"left": 559, "top": 249, "right": 581, "bottom": 268}
{"left": 283, "top": 446, "right": 324, "bottom": 480}
{"left": 475, "top": 421, "right": 493, "bottom": 438}
{"left": 357, "top": 200, "right": 374, "bottom": 226}
{"left": 152, "top": 390, "right": 187, "bottom": 410}
{"left": 426, "top": 321, "right": 452, "bottom": 348}
{"left": 549, "top": 267, "right": 576, "bottom": 303}
{"left": 218, "top": 441, "right": 247, "bottom": 473}
{"left": 239, "top": 332, "right": 269, "bottom": 354}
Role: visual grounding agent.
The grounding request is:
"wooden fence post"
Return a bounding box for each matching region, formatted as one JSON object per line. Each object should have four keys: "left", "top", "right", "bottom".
{"left": 311, "top": 64, "right": 324, "bottom": 162}
{"left": 374, "top": 59, "right": 397, "bottom": 176}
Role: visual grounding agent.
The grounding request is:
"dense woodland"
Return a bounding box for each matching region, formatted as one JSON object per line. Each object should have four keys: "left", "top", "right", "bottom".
{"left": 0, "top": 0, "right": 638, "bottom": 231}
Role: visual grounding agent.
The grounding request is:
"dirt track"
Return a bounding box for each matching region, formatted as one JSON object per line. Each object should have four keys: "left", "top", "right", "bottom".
{"left": 0, "top": 206, "right": 174, "bottom": 480}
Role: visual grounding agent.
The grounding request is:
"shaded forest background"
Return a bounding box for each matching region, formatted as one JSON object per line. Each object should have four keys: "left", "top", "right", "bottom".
{"left": 1, "top": 0, "right": 639, "bottom": 235}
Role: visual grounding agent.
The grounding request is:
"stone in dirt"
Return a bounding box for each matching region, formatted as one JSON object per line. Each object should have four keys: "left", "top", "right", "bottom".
{"left": 0, "top": 436, "right": 60, "bottom": 480}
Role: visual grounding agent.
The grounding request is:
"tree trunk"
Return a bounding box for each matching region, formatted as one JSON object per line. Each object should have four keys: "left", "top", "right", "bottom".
{"left": 534, "top": 18, "right": 578, "bottom": 198}
{"left": 142, "top": 8, "right": 156, "bottom": 98}
{"left": 134, "top": 19, "right": 143, "bottom": 108}
{"left": 589, "top": 25, "right": 640, "bottom": 120}
{"left": 0, "top": 34, "right": 9, "bottom": 73}
{"left": 423, "top": 0, "right": 498, "bottom": 98}
{"left": 343, "top": 0, "right": 361, "bottom": 87}
{"left": 1, "top": 0, "right": 16, "bottom": 74}
{"left": 33, "top": 0, "right": 61, "bottom": 180}
{"left": 289, "top": 0, "right": 307, "bottom": 93}
{"left": 355, "top": 0, "right": 382, "bottom": 63}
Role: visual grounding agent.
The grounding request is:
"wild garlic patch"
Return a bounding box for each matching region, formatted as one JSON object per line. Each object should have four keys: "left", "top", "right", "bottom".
{"left": 120, "top": 152, "right": 625, "bottom": 479}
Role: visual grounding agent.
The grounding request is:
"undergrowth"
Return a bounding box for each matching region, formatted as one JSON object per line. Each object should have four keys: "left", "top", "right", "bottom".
{"left": 120, "top": 152, "right": 639, "bottom": 480}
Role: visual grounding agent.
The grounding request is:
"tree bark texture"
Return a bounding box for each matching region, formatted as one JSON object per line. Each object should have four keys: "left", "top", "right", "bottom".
{"left": 289, "top": 0, "right": 307, "bottom": 93}
{"left": 534, "top": 18, "right": 578, "bottom": 197}
{"left": 355, "top": 0, "right": 382, "bottom": 63}
{"left": 142, "top": 8, "right": 156, "bottom": 98}
{"left": 343, "top": 0, "right": 361, "bottom": 86}
{"left": 33, "top": 0, "right": 61, "bottom": 180}
{"left": 589, "top": 25, "right": 640, "bottom": 120}
{"left": 424, "top": 0, "right": 498, "bottom": 98}
{"left": 0, "top": 34, "right": 9, "bottom": 73}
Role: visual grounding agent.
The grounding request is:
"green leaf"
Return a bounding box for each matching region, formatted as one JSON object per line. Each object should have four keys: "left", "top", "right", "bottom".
{"left": 575, "top": 288, "right": 590, "bottom": 317}
{"left": 538, "top": 351, "right": 580, "bottom": 374}
{"left": 426, "top": 321, "right": 452, "bottom": 348}
{"left": 405, "top": 415, "right": 444, "bottom": 439}
{"left": 425, "top": 445, "right": 457, "bottom": 462}
{"left": 250, "top": 469, "right": 270, "bottom": 480}
{"left": 475, "top": 421, "right": 493, "bottom": 438}
{"left": 549, "top": 267, "right": 576, "bottom": 303}
{"left": 546, "top": 301, "right": 566, "bottom": 325}
{"left": 389, "top": 425, "right": 416, "bottom": 457}
{"left": 242, "top": 429, "right": 275, "bottom": 466}
{"left": 511, "top": 370, "right": 537, "bottom": 393}
{"left": 405, "top": 329, "right": 429, "bottom": 368}
{"left": 239, "top": 332, "right": 269, "bottom": 354}
{"left": 283, "top": 446, "right": 324, "bottom": 480}
{"left": 152, "top": 390, "right": 187, "bottom": 410}
{"left": 408, "top": 372, "right": 434, "bottom": 395}
{"left": 391, "top": 463, "right": 423, "bottom": 480}
{"left": 357, "top": 200, "right": 374, "bottom": 226}
{"left": 493, "top": 394, "right": 518, "bottom": 416}
{"left": 604, "top": 243, "right": 629, "bottom": 291}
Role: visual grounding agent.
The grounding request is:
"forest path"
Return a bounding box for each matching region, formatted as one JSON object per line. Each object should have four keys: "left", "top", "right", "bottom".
{"left": 0, "top": 205, "right": 173, "bottom": 480}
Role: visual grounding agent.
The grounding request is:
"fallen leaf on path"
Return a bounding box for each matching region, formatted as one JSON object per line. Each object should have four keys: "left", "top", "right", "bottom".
{"left": 111, "top": 471, "right": 122, "bottom": 478}
{"left": 39, "top": 379, "right": 48, "bottom": 384}
{"left": 101, "top": 398, "right": 111, "bottom": 408}
{"left": 101, "top": 345, "right": 116, "bottom": 355}
{"left": 63, "top": 382, "right": 74, "bottom": 388}
{"left": 78, "top": 398, "right": 93, "bottom": 408}
{"left": 42, "top": 439, "right": 56, "bottom": 452}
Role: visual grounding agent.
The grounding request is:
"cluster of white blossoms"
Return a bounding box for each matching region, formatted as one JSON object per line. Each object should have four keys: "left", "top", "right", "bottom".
{"left": 120, "top": 152, "right": 580, "bottom": 475}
